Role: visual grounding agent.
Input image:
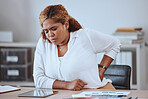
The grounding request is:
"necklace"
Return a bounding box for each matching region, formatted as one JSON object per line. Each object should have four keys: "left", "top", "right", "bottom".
{"left": 57, "top": 44, "right": 68, "bottom": 57}
{"left": 58, "top": 44, "right": 68, "bottom": 52}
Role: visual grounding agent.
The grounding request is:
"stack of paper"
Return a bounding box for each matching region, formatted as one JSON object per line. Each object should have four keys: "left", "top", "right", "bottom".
{"left": 0, "top": 85, "right": 20, "bottom": 94}
{"left": 72, "top": 91, "right": 130, "bottom": 98}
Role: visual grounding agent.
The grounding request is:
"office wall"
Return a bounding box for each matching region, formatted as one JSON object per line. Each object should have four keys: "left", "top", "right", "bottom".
{"left": 0, "top": 0, "right": 30, "bottom": 42}
{"left": 0, "top": 0, "right": 148, "bottom": 89}
{"left": 0, "top": 0, "right": 148, "bottom": 42}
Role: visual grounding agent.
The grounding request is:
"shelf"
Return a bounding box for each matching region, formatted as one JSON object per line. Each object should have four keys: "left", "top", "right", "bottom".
{"left": 0, "top": 81, "right": 34, "bottom": 87}
{"left": 115, "top": 43, "right": 146, "bottom": 90}
{"left": 0, "top": 42, "right": 36, "bottom": 47}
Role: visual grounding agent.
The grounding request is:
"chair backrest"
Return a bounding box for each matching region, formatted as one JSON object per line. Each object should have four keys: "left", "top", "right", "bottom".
{"left": 104, "top": 65, "right": 131, "bottom": 90}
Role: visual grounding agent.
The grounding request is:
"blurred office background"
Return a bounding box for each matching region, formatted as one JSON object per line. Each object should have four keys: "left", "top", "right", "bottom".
{"left": 0, "top": 0, "right": 148, "bottom": 90}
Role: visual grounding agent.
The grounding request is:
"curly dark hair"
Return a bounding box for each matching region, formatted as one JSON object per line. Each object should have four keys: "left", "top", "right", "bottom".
{"left": 39, "top": 4, "right": 82, "bottom": 42}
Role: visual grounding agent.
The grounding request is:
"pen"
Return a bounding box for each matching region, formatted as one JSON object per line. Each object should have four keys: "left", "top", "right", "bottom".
{"left": 63, "top": 97, "right": 92, "bottom": 99}
{"left": 85, "top": 94, "right": 125, "bottom": 97}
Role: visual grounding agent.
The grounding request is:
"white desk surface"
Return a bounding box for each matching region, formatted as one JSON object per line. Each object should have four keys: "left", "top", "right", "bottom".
{"left": 0, "top": 87, "right": 148, "bottom": 99}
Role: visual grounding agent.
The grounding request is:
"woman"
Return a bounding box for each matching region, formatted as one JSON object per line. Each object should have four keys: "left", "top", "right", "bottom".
{"left": 33, "top": 4, "right": 120, "bottom": 91}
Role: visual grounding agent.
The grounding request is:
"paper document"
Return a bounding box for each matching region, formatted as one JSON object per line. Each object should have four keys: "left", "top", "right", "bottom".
{"left": 0, "top": 85, "right": 20, "bottom": 94}
{"left": 72, "top": 91, "right": 130, "bottom": 98}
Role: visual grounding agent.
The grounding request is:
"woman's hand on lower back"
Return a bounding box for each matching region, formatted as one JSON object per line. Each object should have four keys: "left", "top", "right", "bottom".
{"left": 99, "top": 67, "right": 105, "bottom": 81}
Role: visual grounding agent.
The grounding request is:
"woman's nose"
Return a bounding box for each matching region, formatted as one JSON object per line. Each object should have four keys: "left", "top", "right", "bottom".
{"left": 47, "top": 31, "right": 55, "bottom": 37}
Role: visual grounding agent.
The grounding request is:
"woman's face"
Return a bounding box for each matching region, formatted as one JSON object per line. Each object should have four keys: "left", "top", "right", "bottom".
{"left": 43, "top": 18, "right": 69, "bottom": 45}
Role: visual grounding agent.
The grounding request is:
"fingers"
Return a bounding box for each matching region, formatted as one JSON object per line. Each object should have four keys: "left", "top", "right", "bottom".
{"left": 78, "top": 80, "right": 85, "bottom": 87}
{"left": 73, "top": 79, "right": 88, "bottom": 91}
{"left": 79, "top": 79, "right": 88, "bottom": 87}
{"left": 84, "top": 82, "right": 88, "bottom": 85}
{"left": 74, "top": 84, "right": 82, "bottom": 91}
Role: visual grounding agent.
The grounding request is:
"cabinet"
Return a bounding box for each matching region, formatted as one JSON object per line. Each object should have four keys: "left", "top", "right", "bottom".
{"left": 1, "top": 48, "right": 31, "bottom": 65}
{"left": 0, "top": 48, "right": 32, "bottom": 81}
{"left": 0, "top": 42, "right": 36, "bottom": 82}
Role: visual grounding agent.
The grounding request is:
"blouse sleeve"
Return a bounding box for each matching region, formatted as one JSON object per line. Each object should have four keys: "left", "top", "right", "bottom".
{"left": 86, "top": 29, "right": 121, "bottom": 59}
{"left": 33, "top": 38, "right": 56, "bottom": 89}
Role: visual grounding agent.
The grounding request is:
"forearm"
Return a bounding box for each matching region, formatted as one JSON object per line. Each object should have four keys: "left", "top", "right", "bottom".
{"left": 99, "top": 55, "right": 113, "bottom": 73}
{"left": 52, "top": 80, "right": 69, "bottom": 89}
{"left": 98, "top": 55, "right": 113, "bottom": 81}
{"left": 100, "top": 55, "right": 113, "bottom": 68}
{"left": 52, "top": 79, "right": 87, "bottom": 91}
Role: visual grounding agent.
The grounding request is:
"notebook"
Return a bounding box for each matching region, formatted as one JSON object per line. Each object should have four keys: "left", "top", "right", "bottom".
{"left": 0, "top": 85, "right": 20, "bottom": 94}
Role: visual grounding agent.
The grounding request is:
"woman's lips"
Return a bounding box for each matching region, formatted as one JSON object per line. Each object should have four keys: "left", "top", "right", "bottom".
{"left": 50, "top": 39, "right": 56, "bottom": 42}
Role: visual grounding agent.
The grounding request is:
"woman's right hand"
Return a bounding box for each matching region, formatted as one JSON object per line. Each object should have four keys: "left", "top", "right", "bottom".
{"left": 66, "top": 79, "right": 88, "bottom": 91}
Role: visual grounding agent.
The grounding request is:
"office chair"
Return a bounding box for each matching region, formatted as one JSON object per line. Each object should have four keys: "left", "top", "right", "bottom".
{"left": 103, "top": 65, "right": 131, "bottom": 90}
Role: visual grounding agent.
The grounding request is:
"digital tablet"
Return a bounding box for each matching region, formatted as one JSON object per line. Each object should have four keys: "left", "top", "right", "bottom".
{"left": 18, "top": 89, "right": 58, "bottom": 98}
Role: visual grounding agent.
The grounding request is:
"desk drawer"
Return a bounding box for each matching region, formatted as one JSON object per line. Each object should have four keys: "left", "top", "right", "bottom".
{"left": 0, "top": 48, "right": 31, "bottom": 65}
{"left": 0, "top": 64, "right": 32, "bottom": 81}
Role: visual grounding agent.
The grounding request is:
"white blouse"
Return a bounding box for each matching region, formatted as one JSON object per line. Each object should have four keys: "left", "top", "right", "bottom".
{"left": 33, "top": 28, "right": 121, "bottom": 89}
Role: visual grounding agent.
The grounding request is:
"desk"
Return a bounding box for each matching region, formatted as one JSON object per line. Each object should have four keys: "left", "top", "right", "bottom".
{"left": 0, "top": 87, "right": 148, "bottom": 99}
